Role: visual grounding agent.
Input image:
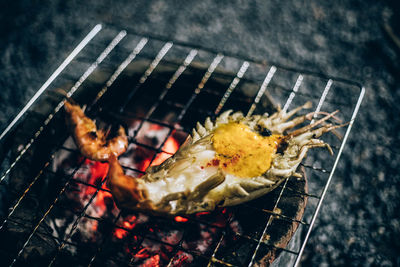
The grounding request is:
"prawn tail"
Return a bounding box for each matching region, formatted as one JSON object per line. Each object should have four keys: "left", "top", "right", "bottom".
{"left": 107, "top": 155, "right": 147, "bottom": 209}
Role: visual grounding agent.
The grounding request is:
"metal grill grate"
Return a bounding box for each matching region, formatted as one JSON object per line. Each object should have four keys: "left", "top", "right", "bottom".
{"left": 0, "top": 24, "right": 364, "bottom": 267}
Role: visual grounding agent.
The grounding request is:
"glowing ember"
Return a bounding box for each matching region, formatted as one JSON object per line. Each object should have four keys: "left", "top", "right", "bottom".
{"left": 196, "top": 212, "right": 211, "bottom": 217}
{"left": 143, "top": 254, "right": 160, "bottom": 267}
{"left": 78, "top": 159, "right": 109, "bottom": 188}
{"left": 131, "top": 239, "right": 173, "bottom": 266}
{"left": 138, "top": 134, "right": 180, "bottom": 173}
{"left": 151, "top": 135, "right": 180, "bottom": 166}
{"left": 171, "top": 251, "right": 193, "bottom": 266}
{"left": 114, "top": 215, "right": 137, "bottom": 239}
{"left": 135, "top": 248, "right": 150, "bottom": 259}
{"left": 114, "top": 228, "right": 127, "bottom": 240}
{"left": 91, "top": 220, "right": 98, "bottom": 232}
{"left": 81, "top": 159, "right": 115, "bottom": 216}
{"left": 74, "top": 159, "right": 111, "bottom": 214}
{"left": 174, "top": 216, "right": 188, "bottom": 223}
{"left": 140, "top": 158, "right": 151, "bottom": 172}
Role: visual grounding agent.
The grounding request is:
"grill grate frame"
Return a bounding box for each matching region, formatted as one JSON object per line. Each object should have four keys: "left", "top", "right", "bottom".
{"left": 0, "top": 24, "right": 364, "bottom": 267}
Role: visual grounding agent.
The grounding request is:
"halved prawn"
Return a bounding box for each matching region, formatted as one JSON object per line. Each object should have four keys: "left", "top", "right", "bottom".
{"left": 106, "top": 102, "right": 346, "bottom": 215}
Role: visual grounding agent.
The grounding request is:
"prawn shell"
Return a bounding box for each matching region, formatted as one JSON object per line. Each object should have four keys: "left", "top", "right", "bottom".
{"left": 64, "top": 101, "right": 128, "bottom": 161}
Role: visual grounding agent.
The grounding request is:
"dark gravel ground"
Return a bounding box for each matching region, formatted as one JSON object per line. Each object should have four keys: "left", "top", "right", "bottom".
{"left": 1, "top": 0, "right": 400, "bottom": 266}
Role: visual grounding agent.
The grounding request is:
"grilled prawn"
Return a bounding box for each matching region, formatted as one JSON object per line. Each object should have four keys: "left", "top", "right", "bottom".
{"left": 108, "top": 102, "right": 343, "bottom": 215}
{"left": 64, "top": 101, "right": 128, "bottom": 161}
